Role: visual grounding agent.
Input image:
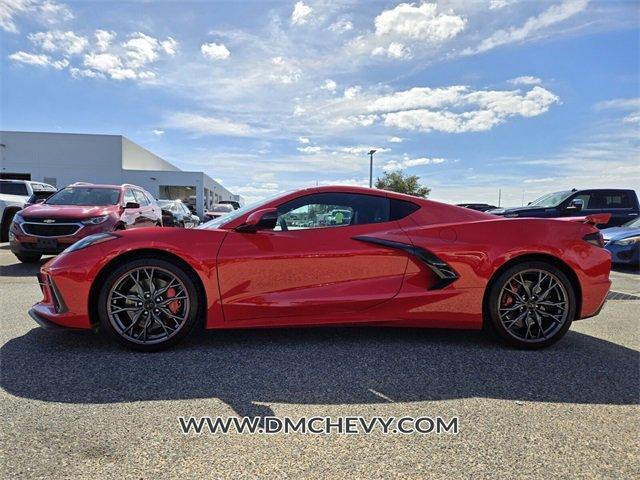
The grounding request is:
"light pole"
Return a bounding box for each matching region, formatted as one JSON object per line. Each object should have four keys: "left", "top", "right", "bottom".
{"left": 368, "top": 149, "right": 377, "bottom": 188}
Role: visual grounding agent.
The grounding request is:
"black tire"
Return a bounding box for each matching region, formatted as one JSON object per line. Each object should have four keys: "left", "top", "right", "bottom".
{"left": 1, "top": 209, "right": 17, "bottom": 242}
{"left": 97, "top": 258, "right": 200, "bottom": 352}
{"left": 15, "top": 252, "right": 42, "bottom": 263}
{"left": 486, "top": 261, "right": 576, "bottom": 349}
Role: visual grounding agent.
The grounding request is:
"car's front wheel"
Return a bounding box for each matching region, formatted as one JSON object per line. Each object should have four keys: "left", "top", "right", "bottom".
{"left": 15, "top": 252, "right": 42, "bottom": 263}
{"left": 486, "top": 261, "right": 576, "bottom": 349}
{"left": 98, "top": 258, "right": 200, "bottom": 351}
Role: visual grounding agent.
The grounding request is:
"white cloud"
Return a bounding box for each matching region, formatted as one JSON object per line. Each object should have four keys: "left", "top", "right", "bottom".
{"left": 152, "top": 129, "right": 165, "bottom": 136}
{"left": 28, "top": 29, "right": 88, "bottom": 55}
{"left": 382, "top": 155, "right": 446, "bottom": 172}
{"left": 594, "top": 98, "right": 640, "bottom": 111}
{"left": 321, "top": 79, "right": 337, "bottom": 92}
{"left": 298, "top": 146, "right": 323, "bottom": 154}
{"left": 372, "top": 42, "right": 412, "bottom": 59}
{"left": 489, "top": 0, "right": 517, "bottom": 9}
{"left": 328, "top": 18, "right": 353, "bottom": 33}
{"left": 69, "top": 66, "right": 101, "bottom": 78}
{"left": 94, "top": 29, "right": 115, "bottom": 52}
{"left": 344, "top": 86, "right": 361, "bottom": 98}
{"left": 83, "top": 52, "right": 121, "bottom": 73}
{"left": 8, "top": 50, "right": 68, "bottom": 69}
{"left": 388, "top": 136, "right": 404, "bottom": 143}
{"left": 124, "top": 32, "right": 160, "bottom": 68}
{"left": 464, "top": 0, "right": 588, "bottom": 55}
{"left": 201, "top": 42, "right": 230, "bottom": 60}
{"left": 1, "top": 0, "right": 72, "bottom": 33}
{"left": 374, "top": 2, "right": 466, "bottom": 42}
{"left": 165, "top": 112, "right": 261, "bottom": 137}
{"left": 378, "top": 85, "right": 559, "bottom": 133}
{"left": 298, "top": 136, "right": 310, "bottom": 144}
{"left": 509, "top": 75, "right": 541, "bottom": 85}
{"left": 291, "top": 1, "right": 312, "bottom": 25}
{"left": 160, "top": 37, "right": 178, "bottom": 55}
{"left": 523, "top": 177, "right": 555, "bottom": 183}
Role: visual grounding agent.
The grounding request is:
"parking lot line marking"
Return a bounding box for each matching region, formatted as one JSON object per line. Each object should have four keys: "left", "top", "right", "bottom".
{"left": 369, "top": 389, "right": 395, "bottom": 403}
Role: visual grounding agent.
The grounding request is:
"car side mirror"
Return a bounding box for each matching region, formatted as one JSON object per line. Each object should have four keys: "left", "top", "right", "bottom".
{"left": 124, "top": 201, "right": 140, "bottom": 209}
{"left": 236, "top": 208, "right": 278, "bottom": 232}
{"left": 567, "top": 199, "right": 584, "bottom": 212}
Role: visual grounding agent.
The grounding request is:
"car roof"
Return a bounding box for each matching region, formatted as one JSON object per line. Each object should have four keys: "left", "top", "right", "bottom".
{"left": 68, "top": 182, "right": 143, "bottom": 190}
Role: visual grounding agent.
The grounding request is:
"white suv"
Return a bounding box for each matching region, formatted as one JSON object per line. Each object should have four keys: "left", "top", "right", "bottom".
{"left": 0, "top": 180, "right": 57, "bottom": 241}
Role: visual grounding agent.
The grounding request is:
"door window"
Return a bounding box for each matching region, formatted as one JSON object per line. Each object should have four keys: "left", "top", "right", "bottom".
{"left": 133, "top": 190, "right": 150, "bottom": 206}
{"left": 600, "top": 191, "right": 631, "bottom": 209}
{"left": 275, "top": 193, "right": 391, "bottom": 230}
{"left": 123, "top": 189, "right": 137, "bottom": 205}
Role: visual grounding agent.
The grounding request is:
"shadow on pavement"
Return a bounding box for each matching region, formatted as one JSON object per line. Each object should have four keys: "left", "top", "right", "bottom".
{"left": 2, "top": 326, "right": 638, "bottom": 417}
{"left": 0, "top": 258, "right": 51, "bottom": 277}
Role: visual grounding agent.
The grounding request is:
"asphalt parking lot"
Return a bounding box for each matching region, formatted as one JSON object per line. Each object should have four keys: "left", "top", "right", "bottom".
{"left": 1, "top": 243, "right": 638, "bottom": 479}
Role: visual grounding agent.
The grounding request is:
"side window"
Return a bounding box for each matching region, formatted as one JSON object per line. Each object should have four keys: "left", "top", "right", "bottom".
{"left": 144, "top": 191, "right": 156, "bottom": 206}
{"left": 571, "top": 193, "right": 592, "bottom": 209}
{"left": 123, "top": 188, "right": 137, "bottom": 205}
{"left": 602, "top": 191, "right": 631, "bottom": 209}
{"left": 181, "top": 204, "right": 191, "bottom": 215}
{"left": 390, "top": 199, "right": 420, "bottom": 220}
{"left": 133, "top": 190, "right": 150, "bottom": 206}
{"left": 275, "top": 193, "right": 390, "bottom": 230}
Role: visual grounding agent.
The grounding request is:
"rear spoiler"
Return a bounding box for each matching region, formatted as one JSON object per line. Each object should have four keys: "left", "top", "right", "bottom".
{"left": 555, "top": 213, "right": 611, "bottom": 227}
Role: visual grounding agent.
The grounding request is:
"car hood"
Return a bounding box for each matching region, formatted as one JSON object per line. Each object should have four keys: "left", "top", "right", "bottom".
{"left": 488, "top": 206, "right": 546, "bottom": 215}
{"left": 21, "top": 203, "right": 118, "bottom": 219}
{"left": 0, "top": 193, "right": 28, "bottom": 206}
{"left": 601, "top": 226, "right": 640, "bottom": 242}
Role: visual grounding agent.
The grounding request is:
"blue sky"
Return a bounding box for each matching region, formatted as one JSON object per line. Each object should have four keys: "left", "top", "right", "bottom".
{"left": 1, "top": 0, "right": 639, "bottom": 205}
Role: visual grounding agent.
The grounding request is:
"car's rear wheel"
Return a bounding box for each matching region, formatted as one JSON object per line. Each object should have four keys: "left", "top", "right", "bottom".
{"left": 98, "top": 258, "right": 200, "bottom": 351}
{"left": 487, "top": 261, "right": 575, "bottom": 349}
{"left": 15, "top": 252, "right": 42, "bottom": 263}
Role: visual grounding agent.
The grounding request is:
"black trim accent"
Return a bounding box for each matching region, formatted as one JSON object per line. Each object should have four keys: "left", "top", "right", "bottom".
{"left": 353, "top": 235, "right": 459, "bottom": 290}
{"left": 28, "top": 308, "right": 66, "bottom": 329}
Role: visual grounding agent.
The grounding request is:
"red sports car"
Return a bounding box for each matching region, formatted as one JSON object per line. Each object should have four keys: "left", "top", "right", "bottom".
{"left": 29, "top": 186, "right": 611, "bottom": 351}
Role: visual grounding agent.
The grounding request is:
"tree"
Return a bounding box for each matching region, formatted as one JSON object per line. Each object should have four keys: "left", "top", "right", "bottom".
{"left": 375, "top": 171, "right": 431, "bottom": 198}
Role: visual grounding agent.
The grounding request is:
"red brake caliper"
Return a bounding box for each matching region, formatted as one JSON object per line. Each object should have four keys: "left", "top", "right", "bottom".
{"left": 166, "top": 287, "right": 181, "bottom": 314}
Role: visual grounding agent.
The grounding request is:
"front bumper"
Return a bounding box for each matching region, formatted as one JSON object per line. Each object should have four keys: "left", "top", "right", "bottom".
{"left": 10, "top": 218, "right": 118, "bottom": 256}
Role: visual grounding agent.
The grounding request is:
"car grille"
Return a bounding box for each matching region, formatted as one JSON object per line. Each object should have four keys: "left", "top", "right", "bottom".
{"left": 22, "top": 220, "right": 81, "bottom": 237}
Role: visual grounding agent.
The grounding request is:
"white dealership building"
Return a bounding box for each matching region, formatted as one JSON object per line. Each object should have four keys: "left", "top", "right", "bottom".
{"left": 0, "top": 131, "right": 242, "bottom": 216}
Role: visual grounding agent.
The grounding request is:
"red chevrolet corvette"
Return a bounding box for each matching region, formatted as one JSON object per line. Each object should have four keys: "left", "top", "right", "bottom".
{"left": 30, "top": 186, "right": 611, "bottom": 351}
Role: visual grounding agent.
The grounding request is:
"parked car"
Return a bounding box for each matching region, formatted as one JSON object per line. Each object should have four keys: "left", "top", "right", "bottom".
{"left": 219, "top": 200, "right": 241, "bottom": 210}
{"left": 29, "top": 185, "right": 610, "bottom": 351}
{"left": 489, "top": 189, "right": 639, "bottom": 227}
{"left": 1, "top": 179, "right": 57, "bottom": 242}
{"left": 204, "top": 203, "right": 234, "bottom": 222}
{"left": 602, "top": 217, "right": 639, "bottom": 267}
{"left": 457, "top": 203, "right": 497, "bottom": 212}
{"left": 9, "top": 182, "right": 162, "bottom": 263}
{"left": 158, "top": 199, "right": 200, "bottom": 228}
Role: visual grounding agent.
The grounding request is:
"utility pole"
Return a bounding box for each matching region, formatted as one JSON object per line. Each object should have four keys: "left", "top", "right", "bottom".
{"left": 368, "top": 150, "right": 377, "bottom": 188}
{"left": 498, "top": 189, "right": 502, "bottom": 207}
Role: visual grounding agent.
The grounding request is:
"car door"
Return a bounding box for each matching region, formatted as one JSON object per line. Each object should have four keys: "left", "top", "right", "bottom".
{"left": 216, "top": 192, "right": 411, "bottom": 323}
{"left": 121, "top": 188, "right": 142, "bottom": 229}
{"left": 132, "top": 189, "right": 155, "bottom": 227}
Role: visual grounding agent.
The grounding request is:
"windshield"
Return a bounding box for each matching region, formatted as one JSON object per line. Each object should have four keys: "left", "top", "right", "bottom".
{"left": 157, "top": 200, "right": 174, "bottom": 208}
{"left": 198, "top": 191, "right": 290, "bottom": 229}
{"left": 528, "top": 191, "right": 573, "bottom": 208}
{"left": 623, "top": 217, "right": 640, "bottom": 228}
{"left": 46, "top": 187, "right": 121, "bottom": 206}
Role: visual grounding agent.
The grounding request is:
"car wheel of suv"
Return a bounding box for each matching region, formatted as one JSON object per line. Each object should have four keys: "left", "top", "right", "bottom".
{"left": 1, "top": 209, "right": 18, "bottom": 242}
{"left": 15, "top": 253, "right": 42, "bottom": 263}
{"left": 98, "top": 258, "right": 200, "bottom": 351}
{"left": 486, "top": 261, "right": 576, "bottom": 349}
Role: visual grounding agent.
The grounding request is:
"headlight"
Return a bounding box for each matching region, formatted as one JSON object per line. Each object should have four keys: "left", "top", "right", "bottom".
{"left": 63, "top": 233, "right": 119, "bottom": 253}
{"left": 12, "top": 212, "right": 24, "bottom": 224}
{"left": 504, "top": 213, "right": 519, "bottom": 218}
{"left": 81, "top": 215, "right": 109, "bottom": 225}
{"left": 613, "top": 236, "right": 640, "bottom": 246}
